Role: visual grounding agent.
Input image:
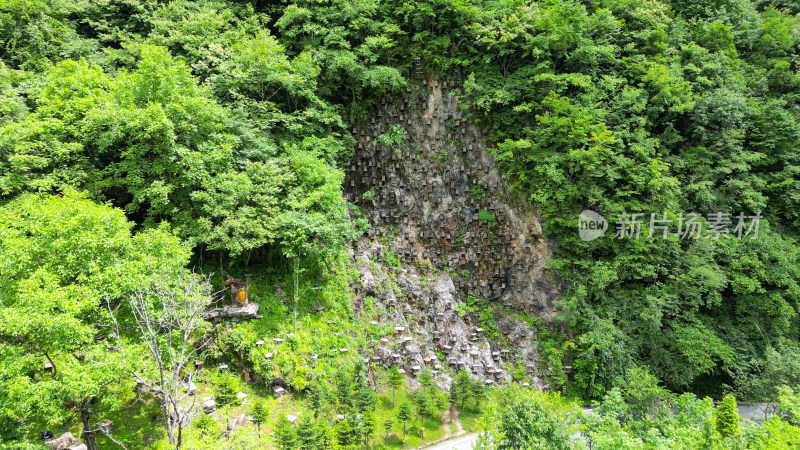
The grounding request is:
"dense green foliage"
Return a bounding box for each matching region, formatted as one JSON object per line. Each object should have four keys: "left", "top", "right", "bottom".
{"left": 0, "top": 193, "right": 190, "bottom": 442}
{"left": 478, "top": 373, "right": 800, "bottom": 449}
{"left": 453, "top": 0, "right": 800, "bottom": 398}
{"left": 715, "top": 394, "right": 741, "bottom": 438}
{"left": 497, "top": 394, "right": 573, "bottom": 449}
{"left": 3, "top": 0, "right": 798, "bottom": 399}
{"left": 1, "top": 0, "right": 799, "bottom": 448}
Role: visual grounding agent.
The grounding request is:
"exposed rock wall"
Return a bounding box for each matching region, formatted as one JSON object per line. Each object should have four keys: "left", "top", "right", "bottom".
{"left": 346, "top": 78, "right": 561, "bottom": 386}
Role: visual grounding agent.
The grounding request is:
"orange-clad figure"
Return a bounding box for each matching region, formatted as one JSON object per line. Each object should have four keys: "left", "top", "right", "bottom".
{"left": 225, "top": 277, "right": 249, "bottom": 305}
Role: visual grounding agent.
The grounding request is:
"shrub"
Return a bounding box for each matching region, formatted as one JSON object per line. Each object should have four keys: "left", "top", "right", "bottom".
{"left": 498, "top": 395, "right": 572, "bottom": 450}
{"left": 478, "top": 209, "right": 496, "bottom": 224}
{"left": 192, "top": 414, "right": 219, "bottom": 438}
{"left": 715, "top": 394, "right": 740, "bottom": 438}
{"left": 361, "top": 189, "right": 376, "bottom": 206}
{"left": 212, "top": 373, "right": 242, "bottom": 407}
{"left": 383, "top": 249, "right": 400, "bottom": 267}
{"left": 470, "top": 185, "right": 485, "bottom": 201}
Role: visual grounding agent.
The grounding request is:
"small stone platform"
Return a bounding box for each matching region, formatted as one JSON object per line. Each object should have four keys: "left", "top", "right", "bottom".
{"left": 204, "top": 302, "right": 260, "bottom": 321}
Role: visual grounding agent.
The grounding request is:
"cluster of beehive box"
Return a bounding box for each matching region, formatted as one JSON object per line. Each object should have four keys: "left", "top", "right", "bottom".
{"left": 356, "top": 256, "right": 520, "bottom": 385}
{"left": 345, "top": 79, "right": 559, "bottom": 313}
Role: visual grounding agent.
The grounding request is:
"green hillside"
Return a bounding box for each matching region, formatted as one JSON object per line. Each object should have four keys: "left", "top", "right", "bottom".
{"left": 1, "top": 0, "right": 799, "bottom": 448}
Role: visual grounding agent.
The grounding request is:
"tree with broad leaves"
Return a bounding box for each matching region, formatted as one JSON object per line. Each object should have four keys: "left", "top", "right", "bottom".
{"left": 0, "top": 193, "right": 189, "bottom": 448}
{"left": 275, "top": 146, "right": 361, "bottom": 334}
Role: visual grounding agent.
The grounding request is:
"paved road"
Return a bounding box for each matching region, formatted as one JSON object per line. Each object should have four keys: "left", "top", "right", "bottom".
{"left": 738, "top": 403, "right": 772, "bottom": 421}
{"left": 426, "top": 433, "right": 479, "bottom": 450}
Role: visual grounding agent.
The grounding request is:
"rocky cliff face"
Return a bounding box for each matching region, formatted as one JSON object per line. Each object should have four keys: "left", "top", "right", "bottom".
{"left": 345, "top": 77, "right": 561, "bottom": 387}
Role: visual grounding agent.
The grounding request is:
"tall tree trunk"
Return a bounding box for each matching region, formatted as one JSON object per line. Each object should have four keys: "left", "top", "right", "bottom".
{"left": 163, "top": 395, "right": 175, "bottom": 447}
{"left": 175, "top": 420, "right": 183, "bottom": 450}
{"left": 79, "top": 401, "right": 98, "bottom": 450}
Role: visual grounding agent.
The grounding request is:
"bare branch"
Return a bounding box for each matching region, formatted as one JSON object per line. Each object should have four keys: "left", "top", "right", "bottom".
{"left": 104, "top": 271, "right": 218, "bottom": 450}
{"left": 97, "top": 428, "right": 129, "bottom": 450}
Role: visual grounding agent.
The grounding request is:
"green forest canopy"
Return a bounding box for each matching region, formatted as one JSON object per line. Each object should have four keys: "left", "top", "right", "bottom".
{"left": 1, "top": 0, "right": 800, "bottom": 441}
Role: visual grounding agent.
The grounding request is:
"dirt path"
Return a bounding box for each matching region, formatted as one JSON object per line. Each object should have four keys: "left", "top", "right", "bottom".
{"left": 449, "top": 405, "right": 464, "bottom": 434}
{"left": 424, "top": 405, "right": 469, "bottom": 449}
